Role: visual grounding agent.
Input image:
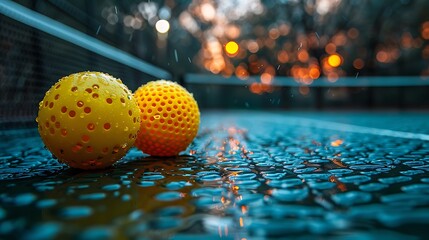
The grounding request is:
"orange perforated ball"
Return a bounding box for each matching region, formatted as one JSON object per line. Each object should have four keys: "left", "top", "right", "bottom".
{"left": 37, "top": 72, "right": 140, "bottom": 169}
{"left": 134, "top": 80, "right": 200, "bottom": 156}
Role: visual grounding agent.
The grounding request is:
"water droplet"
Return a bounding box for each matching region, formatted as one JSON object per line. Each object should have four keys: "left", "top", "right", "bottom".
{"left": 79, "top": 227, "right": 113, "bottom": 240}
{"left": 308, "top": 181, "right": 336, "bottom": 190}
{"left": 124, "top": 127, "right": 129, "bottom": 132}
{"left": 199, "top": 174, "right": 221, "bottom": 182}
{"left": 381, "top": 193, "right": 429, "bottom": 205}
{"left": 0, "top": 208, "right": 5, "bottom": 220}
{"left": 154, "top": 114, "right": 160, "bottom": 119}
{"left": 272, "top": 188, "right": 309, "bottom": 202}
{"left": 155, "top": 191, "right": 182, "bottom": 201}
{"left": 59, "top": 206, "right": 93, "bottom": 219}
{"left": 112, "top": 147, "right": 120, "bottom": 153}
{"left": 158, "top": 206, "right": 185, "bottom": 217}
{"left": 267, "top": 178, "right": 303, "bottom": 188}
{"left": 79, "top": 193, "right": 106, "bottom": 200}
{"left": 23, "top": 222, "right": 62, "bottom": 240}
{"left": 121, "top": 194, "right": 131, "bottom": 201}
{"left": 139, "top": 181, "right": 155, "bottom": 187}
{"left": 331, "top": 191, "right": 372, "bottom": 206}
{"left": 191, "top": 187, "right": 225, "bottom": 197}
{"left": 165, "top": 181, "right": 191, "bottom": 190}
{"left": 402, "top": 184, "right": 429, "bottom": 193}
{"left": 142, "top": 173, "right": 164, "bottom": 181}
{"left": 36, "top": 199, "right": 58, "bottom": 208}
{"left": 328, "top": 169, "right": 353, "bottom": 176}
{"left": 102, "top": 184, "right": 121, "bottom": 191}
{"left": 400, "top": 170, "right": 424, "bottom": 176}
{"left": 13, "top": 193, "right": 37, "bottom": 206}
{"left": 338, "top": 175, "right": 371, "bottom": 184}
{"left": 379, "top": 176, "right": 412, "bottom": 184}
{"left": 359, "top": 183, "right": 388, "bottom": 192}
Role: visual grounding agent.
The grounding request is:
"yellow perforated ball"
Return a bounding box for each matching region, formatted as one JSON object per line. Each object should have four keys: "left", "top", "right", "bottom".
{"left": 37, "top": 72, "right": 140, "bottom": 169}
{"left": 134, "top": 80, "right": 200, "bottom": 156}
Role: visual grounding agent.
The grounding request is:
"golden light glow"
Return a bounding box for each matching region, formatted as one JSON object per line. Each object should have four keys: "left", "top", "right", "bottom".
{"left": 225, "top": 41, "right": 239, "bottom": 55}
{"left": 331, "top": 139, "right": 344, "bottom": 147}
{"left": 327, "top": 54, "right": 342, "bottom": 67}
{"left": 309, "top": 67, "right": 320, "bottom": 79}
{"left": 249, "top": 82, "right": 273, "bottom": 94}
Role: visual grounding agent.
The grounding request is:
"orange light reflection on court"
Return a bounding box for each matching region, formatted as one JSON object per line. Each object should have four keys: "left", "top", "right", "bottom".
{"left": 331, "top": 139, "right": 344, "bottom": 147}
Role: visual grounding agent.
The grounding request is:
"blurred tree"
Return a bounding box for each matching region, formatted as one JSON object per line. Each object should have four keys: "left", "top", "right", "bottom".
{"left": 19, "top": 0, "right": 429, "bottom": 80}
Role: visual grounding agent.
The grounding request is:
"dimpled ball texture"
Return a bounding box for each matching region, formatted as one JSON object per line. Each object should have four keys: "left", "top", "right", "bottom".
{"left": 134, "top": 80, "right": 200, "bottom": 156}
{"left": 37, "top": 72, "right": 141, "bottom": 170}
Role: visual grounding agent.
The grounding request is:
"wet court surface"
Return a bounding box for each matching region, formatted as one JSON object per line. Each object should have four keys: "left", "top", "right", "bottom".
{"left": 1, "top": 111, "right": 429, "bottom": 239}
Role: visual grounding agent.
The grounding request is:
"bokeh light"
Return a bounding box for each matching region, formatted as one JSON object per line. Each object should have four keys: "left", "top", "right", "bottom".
{"left": 98, "top": 0, "right": 429, "bottom": 95}
{"left": 421, "top": 21, "right": 429, "bottom": 40}
{"left": 328, "top": 54, "right": 342, "bottom": 68}
{"left": 225, "top": 41, "right": 239, "bottom": 55}
{"left": 353, "top": 58, "right": 365, "bottom": 69}
{"left": 155, "top": 19, "right": 170, "bottom": 33}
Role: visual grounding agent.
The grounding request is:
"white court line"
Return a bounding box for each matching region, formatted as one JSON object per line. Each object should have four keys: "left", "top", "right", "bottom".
{"left": 186, "top": 73, "right": 429, "bottom": 87}
{"left": 234, "top": 112, "right": 429, "bottom": 141}
{"left": 279, "top": 116, "right": 429, "bottom": 141}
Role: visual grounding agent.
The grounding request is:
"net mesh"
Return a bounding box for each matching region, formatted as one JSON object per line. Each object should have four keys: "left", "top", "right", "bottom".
{"left": 0, "top": 15, "right": 152, "bottom": 129}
